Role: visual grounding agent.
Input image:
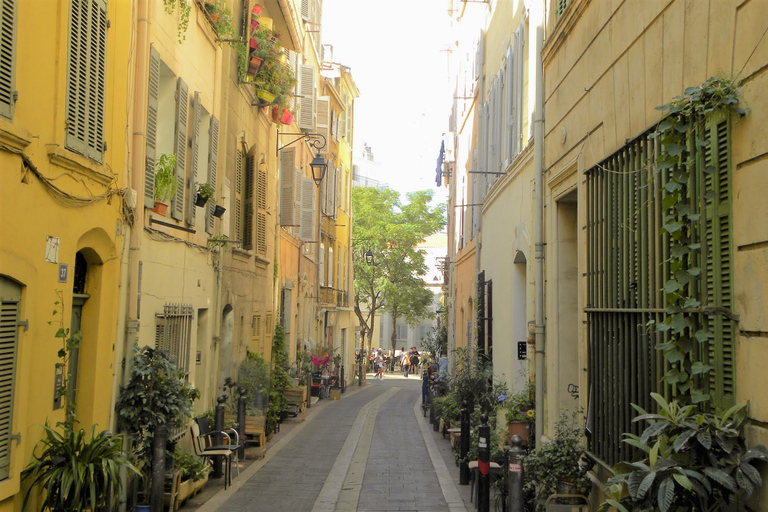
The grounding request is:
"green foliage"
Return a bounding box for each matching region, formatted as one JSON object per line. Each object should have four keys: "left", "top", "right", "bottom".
{"left": 652, "top": 77, "right": 743, "bottom": 403}
{"left": 505, "top": 382, "right": 536, "bottom": 424}
{"left": 600, "top": 394, "right": 768, "bottom": 512}
{"left": 197, "top": 182, "right": 215, "bottom": 199}
{"left": 22, "top": 425, "right": 139, "bottom": 512}
{"left": 173, "top": 446, "right": 210, "bottom": 482}
{"left": 456, "top": 406, "right": 507, "bottom": 467}
{"left": 115, "top": 346, "right": 200, "bottom": 470}
{"left": 524, "top": 411, "right": 592, "bottom": 512}
{"left": 420, "top": 325, "right": 448, "bottom": 364}
{"left": 203, "top": 0, "right": 236, "bottom": 39}
{"left": 154, "top": 154, "right": 178, "bottom": 203}
{"left": 248, "top": 18, "right": 296, "bottom": 107}
{"left": 238, "top": 352, "right": 271, "bottom": 415}
{"left": 266, "top": 324, "right": 290, "bottom": 433}
{"left": 351, "top": 188, "right": 446, "bottom": 351}
{"left": 447, "top": 347, "right": 507, "bottom": 414}
{"left": 48, "top": 291, "right": 81, "bottom": 432}
{"left": 161, "top": 0, "right": 191, "bottom": 43}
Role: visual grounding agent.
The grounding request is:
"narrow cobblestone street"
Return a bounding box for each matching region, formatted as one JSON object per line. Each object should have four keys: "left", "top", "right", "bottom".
{"left": 191, "top": 375, "right": 474, "bottom": 512}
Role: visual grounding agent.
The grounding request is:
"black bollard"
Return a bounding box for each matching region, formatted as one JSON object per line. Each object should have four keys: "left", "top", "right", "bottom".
{"left": 507, "top": 435, "right": 526, "bottom": 512}
{"left": 422, "top": 370, "right": 428, "bottom": 404}
{"left": 341, "top": 364, "right": 345, "bottom": 393}
{"left": 212, "top": 395, "right": 226, "bottom": 479}
{"left": 459, "top": 401, "right": 470, "bottom": 485}
{"left": 477, "top": 413, "right": 491, "bottom": 512}
{"left": 306, "top": 375, "right": 312, "bottom": 408}
{"left": 237, "top": 387, "right": 247, "bottom": 459}
{"left": 151, "top": 424, "right": 167, "bottom": 512}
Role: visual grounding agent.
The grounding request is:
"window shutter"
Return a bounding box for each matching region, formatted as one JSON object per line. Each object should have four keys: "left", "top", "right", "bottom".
{"left": 172, "top": 79, "right": 188, "bottom": 220}
{"left": 185, "top": 92, "right": 202, "bottom": 224}
{"left": 256, "top": 163, "right": 267, "bottom": 255}
{"left": 243, "top": 152, "right": 255, "bottom": 250}
{"left": 474, "top": 32, "right": 484, "bottom": 80}
{"left": 0, "top": 277, "right": 20, "bottom": 481}
{"left": 280, "top": 147, "right": 298, "bottom": 226}
{"left": 293, "top": 169, "right": 302, "bottom": 238}
{"left": 300, "top": 0, "right": 309, "bottom": 21}
{"left": 298, "top": 65, "right": 315, "bottom": 130}
{"left": 316, "top": 96, "right": 330, "bottom": 145}
{"left": 0, "top": 0, "right": 16, "bottom": 120}
{"left": 701, "top": 115, "right": 734, "bottom": 409}
{"left": 145, "top": 46, "right": 160, "bottom": 205}
{"left": 299, "top": 177, "right": 315, "bottom": 241}
{"left": 206, "top": 116, "right": 219, "bottom": 234}
{"left": 65, "top": 0, "right": 107, "bottom": 163}
{"left": 234, "top": 148, "right": 243, "bottom": 242}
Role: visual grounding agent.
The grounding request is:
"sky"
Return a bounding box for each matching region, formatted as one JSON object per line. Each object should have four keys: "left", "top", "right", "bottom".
{"left": 321, "top": 0, "right": 452, "bottom": 200}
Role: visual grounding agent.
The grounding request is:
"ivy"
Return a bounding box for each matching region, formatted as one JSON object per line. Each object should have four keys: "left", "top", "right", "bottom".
{"left": 653, "top": 77, "right": 743, "bottom": 404}
{"left": 162, "top": 0, "right": 192, "bottom": 44}
{"left": 49, "top": 290, "right": 81, "bottom": 433}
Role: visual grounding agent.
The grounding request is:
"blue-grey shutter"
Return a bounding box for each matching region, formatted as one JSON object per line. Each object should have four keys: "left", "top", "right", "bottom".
{"left": 0, "top": 277, "right": 21, "bottom": 481}
{"left": 65, "top": 0, "right": 107, "bottom": 163}
{"left": 0, "top": 0, "right": 16, "bottom": 120}
{"left": 206, "top": 116, "right": 219, "bottom": 234}
{"left": 186, "top": 92, "right": 202, "bottom": 225}
{"left": 234, "top": 148, "right": 243, "bottom": 241}
{"left": 280, "top": 147, "right": 297, "bottom": 226}
{"left": 243, "top": 152, "right": 255, "bottom": 250}
{"left": 145, "top": 46, "right": 160, "bottom": 205}
{"left": 172, "top": 78, "right": 188, "bottom": 220}
{"left": 299, "top": 177, "right": 315, "bottom": 241}
{"left": 298, "top": 65, "right": 314, "bottom": 130}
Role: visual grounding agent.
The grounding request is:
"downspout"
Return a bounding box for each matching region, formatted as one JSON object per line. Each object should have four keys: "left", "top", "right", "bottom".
{"left": 532, "top": 3, "right": 546, "bottom": 444}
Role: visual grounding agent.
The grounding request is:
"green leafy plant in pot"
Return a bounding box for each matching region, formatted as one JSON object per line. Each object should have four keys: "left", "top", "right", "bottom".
{"left": 22, "top": 425, "right": 140, "bottom": 512}
{"left": 504, "top": 381, "right": 535, "bottom": 444}
{"left": 195, "top": 182, "right": 215, "bottom": 207}
{"left": 115, "top": 346, "right": 199, "bottom": 507}
{"left": 152, "top": 153, "right": 178, "bottom": 215}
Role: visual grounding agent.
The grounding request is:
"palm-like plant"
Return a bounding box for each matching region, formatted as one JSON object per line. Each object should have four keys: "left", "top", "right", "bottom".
{"left": 22, "top": 425, "right": 139, "bottom": 512}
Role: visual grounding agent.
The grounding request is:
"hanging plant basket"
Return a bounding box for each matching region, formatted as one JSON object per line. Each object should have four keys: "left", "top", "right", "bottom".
{"left": 280, "top": 109, "right": 294, "bottom": 125}
{"left": 151, "top": 201, "right": 169, "bottom": 216}
{"left": 213, "top": 205, "right": 226, "bottom": 218}
{"left": 195, "top": 194, "right": 209, "bottom": 207}
{"left": 256, "top": 88, "right": 276, "bottom": 104}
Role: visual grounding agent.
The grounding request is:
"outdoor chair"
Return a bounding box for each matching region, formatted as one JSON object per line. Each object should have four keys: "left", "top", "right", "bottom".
{"left": 190, "top": 421, "right": 235, "bottom": 489}
{"left": 191, "top": 417, "right": 243, "bottom": 487}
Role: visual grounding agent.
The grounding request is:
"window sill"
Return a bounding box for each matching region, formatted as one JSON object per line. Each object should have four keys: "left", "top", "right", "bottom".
{"left": 46, "top": 145, "right": 114, "bottom": 186}
{"left": 232, "top": 248, "right": 253, "bottom": 260}
{"left": 0, "top": 119, "right": 32, "bottom": 151}
{"left": 0, "top": 475, "right": 21, "bottom": 503}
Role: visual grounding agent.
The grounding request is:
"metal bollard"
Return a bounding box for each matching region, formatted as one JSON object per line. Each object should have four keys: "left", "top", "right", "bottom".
{"left": 306, "top": 375, "right": 312, "bottom": 408}
{"left": 212, "top": 395, "right": 226, "bottom": 479}
{"left": 422, "top": 370, "right": 428, "bottom": 404}
{"left": 507, "top": 435, "right": 526, "bottom": 512}
{"left": 477, "top": 413, "right": 491, "bottom": 512}
{"left": 237, "top": 387, "right": 247, "bottom": 459}
{"left": 459, "top": 400, "right": 470, "bottom": 485}
{"left": 151, "top": 424, "right": 167, "bottom": 512}
{"left": 341, "top": 364, "right": 345, "bottom": 393}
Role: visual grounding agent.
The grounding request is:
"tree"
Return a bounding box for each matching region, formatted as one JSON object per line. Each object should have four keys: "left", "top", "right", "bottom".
{"left": 352, "top": 188, "right": 445, "bottom": 353}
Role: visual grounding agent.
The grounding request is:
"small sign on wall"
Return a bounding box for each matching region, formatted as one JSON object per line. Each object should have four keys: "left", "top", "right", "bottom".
{"left": 53, "top": 366, "right": 63, "bottom": 409}
{"left": 58, "top": 264, "right": 68, "bottom": 283}
{"left": 517, "top": 341, "right": 527, "bottom": 360}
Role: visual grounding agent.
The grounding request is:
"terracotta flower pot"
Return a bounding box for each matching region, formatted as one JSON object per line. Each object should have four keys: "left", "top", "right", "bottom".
{"left": 272, "top": 106, "right": 281, "bottom": 121}
{"left": 248, "top": 55, "right": 263, "bottom": 76}
{"left": 252, "top": 4, "right": 263, "bottom": 16}
{"left": 507, "top": 421, "right": 530, "bottom": 443}
{"left": 151, "top": 201, "right": 169, "bottom": 215}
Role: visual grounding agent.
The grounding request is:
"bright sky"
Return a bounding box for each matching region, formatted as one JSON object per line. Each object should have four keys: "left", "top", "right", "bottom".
{"left": 321, "top": 0, "right": 451, "bottom": 200}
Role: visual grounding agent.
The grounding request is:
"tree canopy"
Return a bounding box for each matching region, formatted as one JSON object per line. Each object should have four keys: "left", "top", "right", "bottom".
{"left": 352, "top": 188, "right": 446, "bottom": 352}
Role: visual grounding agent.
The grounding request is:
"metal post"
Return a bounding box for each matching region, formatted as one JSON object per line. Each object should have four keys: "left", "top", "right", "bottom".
{"left": 507, "top": 435, "right": 526, "bottom": 512}
{"left": 422, "top": 369, "right": 428, "bottom": 404}
{"left": 358, "top": 361, "right": 363, "bottom": 386}
{"left": 237, "top": 387, "right": 247, "bottom": 459}
{"left": 341, "top": 364, "right": 346, "bottom": 393}
{"left": 477, "top": 413, "right": 491, "bottom": 512}
{"left": 306, "top": 375, "right": 312, "bottom": 408}
{"left": 151, "top": 424, "right": 167, "bottom": 512}
{"left": 212, "top": 395, "right": 226, "bottom": 478}
{"left": 459, "top": 400, "right": 470, "bottom": 485}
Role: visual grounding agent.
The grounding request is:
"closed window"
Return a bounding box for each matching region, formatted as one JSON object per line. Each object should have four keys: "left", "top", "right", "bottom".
{"left": 155, "top": 303, "right": 193, "bottom": 375}
{"left": 0, "top": 0, "right": 16, "bottom": 120}
{"left": 0, "top": 276, "right": 21, "bottom": 481}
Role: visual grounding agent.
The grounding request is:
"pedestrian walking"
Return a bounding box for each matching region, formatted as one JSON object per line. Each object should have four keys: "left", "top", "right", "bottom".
{"left": 375, "top": 351, "right": 384, "bottom": 379}
{"left": 402, "top": 350, "right": 410, "bottom": 377}
{"left": 410, "top": 347, "right": 420, "bottom": 374}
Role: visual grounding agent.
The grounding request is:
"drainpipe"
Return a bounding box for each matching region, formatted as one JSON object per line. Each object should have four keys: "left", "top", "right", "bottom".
{"left": 532, "top": 2, "right": 546, "bottom": 444}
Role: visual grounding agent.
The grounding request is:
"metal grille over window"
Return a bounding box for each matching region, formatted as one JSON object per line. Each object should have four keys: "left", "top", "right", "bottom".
{"left": 155, "top": 303, "right": 193, "bottom": 376}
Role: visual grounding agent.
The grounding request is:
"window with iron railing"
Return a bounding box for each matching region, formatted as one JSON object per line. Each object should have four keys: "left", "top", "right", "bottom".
{"left": 154, "top": 303, "right": 194, "bottom": 376}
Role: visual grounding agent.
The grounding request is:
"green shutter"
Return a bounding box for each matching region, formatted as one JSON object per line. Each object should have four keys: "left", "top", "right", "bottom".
{"left": 185, "top": 92, "right": 201, "bottom": 224}
{"left": 65, "top": 0, "right": 106, "bottom": 163}
{"left": 0, "top": 0, "right": 16, "bottom": 120}
{"left": 243, "top": 152, "right": 255, "bottom": 250}
{"left": 0, "top": 277, "right": 21, "bottom": 481}
{"left": 205, "top": 116, "right": 219, "bottom": 234}
{"left": 145, "top": 46, "right": 160, "bottom": 205}
{"left": 700, "top": 114, "right": 734, "bottom": 409}
{"left": 172, "top": 80, "right": 189, "bottom": 221}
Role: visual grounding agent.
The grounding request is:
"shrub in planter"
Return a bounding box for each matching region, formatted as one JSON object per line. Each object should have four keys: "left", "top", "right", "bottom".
{"left": 266, "top": 324, "right": 290, "bottom": 434}
{"left": 174, "top": 446, "right": 211, "bottom": 483}
{"left": 238, "top": 351, "right": 271, "bottom": 415}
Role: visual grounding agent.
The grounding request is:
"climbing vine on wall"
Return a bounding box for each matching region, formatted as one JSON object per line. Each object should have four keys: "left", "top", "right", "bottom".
{"left": 653, "top": 77, "right": 744, "bottom": 404}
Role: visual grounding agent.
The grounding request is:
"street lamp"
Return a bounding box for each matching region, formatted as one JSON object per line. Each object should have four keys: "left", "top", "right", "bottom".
{"left": 277, "top": 132, "right": 328, "bottom": 186}
{"left": 309, "top": 152, "right": 327, "bottom": 186}
{"left": 364, "top": 250, "right": 374, "bottom": 265}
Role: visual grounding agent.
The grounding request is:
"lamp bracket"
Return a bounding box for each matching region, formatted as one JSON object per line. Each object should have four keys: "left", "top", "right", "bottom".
{"left": 277, "top": 132, "right": 327, "bottom": 153}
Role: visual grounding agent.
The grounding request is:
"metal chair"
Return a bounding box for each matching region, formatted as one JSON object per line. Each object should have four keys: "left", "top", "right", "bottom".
{"left": 190, "top": 420, "right": 239, "bottom": 488}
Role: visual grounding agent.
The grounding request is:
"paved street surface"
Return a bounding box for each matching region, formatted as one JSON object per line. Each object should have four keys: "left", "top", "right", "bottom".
{"left": 194, "top": 374, "right": 474, "bottom": 512}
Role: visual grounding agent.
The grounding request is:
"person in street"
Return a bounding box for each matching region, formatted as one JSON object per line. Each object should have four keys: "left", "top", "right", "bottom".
{"left": 402, "top": 350, "right": 410, "bottom": 377}
{"left": 438, "top": 352, "right": 448, "bottom": 380}
{"left": 410, "top": 347, "right": 420, "bottom": 374}
{"left": 375, "top": 351, "right": 384, "bottom": 379}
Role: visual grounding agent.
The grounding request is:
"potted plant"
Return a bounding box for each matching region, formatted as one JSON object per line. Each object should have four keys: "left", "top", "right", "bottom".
{"left": 504, "top": 382, "right": 535, "bottom": 443}
{"left": 115, "top": 346, "right": 200, "bottom": 509}
{"left": 22, "top": 425, "right": 140, "bottom": 512}
{"left": 524, "top": 411, "right": 592, "bottom": 511}
{"left": 152, "top": 153, "right": 178, "bottom": 215}
{"left": 172, "top": 446, "right": 210, "bottom": 506}
{"left": 195, "top": 182, "right": 215, "bottom": 207}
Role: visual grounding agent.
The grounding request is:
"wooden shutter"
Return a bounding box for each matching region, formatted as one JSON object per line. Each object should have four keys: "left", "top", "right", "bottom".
{"left": 243, "top": 152, "right": 255, "bottom": 250}
{"left": 206, "top": 116, "right": 219, "bottom": 234}
{"left": 145, "top": 46, "right": 160, "bottom": 205}
{"left": 256, "top": 163, "right": 267, "bottom": 255}
{"left": 65, "top": 0, "right": 107, "bottom": 163}
{"left": 0, "top": 0, "right": 16, "bottom": 120}
{"left": 0, "top": 277, "right": 20, "bottom": 480}
{"left": 293, "top": 169, "right": 302, "bottom": 237}
{"left": 172, "top": 79, "right": 188, "bottom": 220}
{"left": 185, "top": 92, "right": 202, "bottom": 224}
{"left": 701, "top": 115, "right": 735, "bottom": 409}
{"left": 234, "top": 148, "right": 243, "bottom": 242}
{"left": 298, "top": 65, "right": 314, "bottom": 130}
{"left": 300, "top": 177, "right": 315, "bottom": 241}
{"left": 280, "top": 147, "right": 297, "bottom": 226}
{"left": 316, "top": 96, "right": 330, "bottom": 145}
{"left": 300, "top": 0, "right": 309, "bottom": 20}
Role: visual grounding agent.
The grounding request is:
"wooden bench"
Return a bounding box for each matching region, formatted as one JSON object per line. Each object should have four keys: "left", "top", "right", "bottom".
{"left": 284, "top": 386, "right": 307, "bottom": 421}
{"left": 224, "top": 414, "right": 266, "bottom": 458}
